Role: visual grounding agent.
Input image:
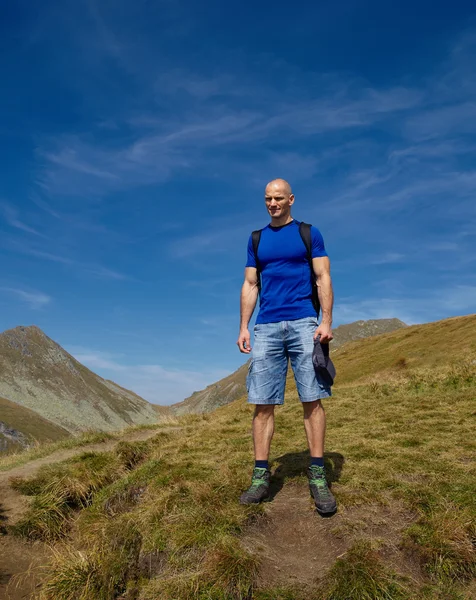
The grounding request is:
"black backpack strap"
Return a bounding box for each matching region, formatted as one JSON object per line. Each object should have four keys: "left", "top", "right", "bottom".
{"left": 251, "top": 229, "right": 262, "bottom": 293}
{"left": 299, "top": 222, "right": 321, "bottom": 318}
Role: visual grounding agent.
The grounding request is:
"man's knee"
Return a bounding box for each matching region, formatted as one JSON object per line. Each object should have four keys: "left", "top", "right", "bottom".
{"left": 254, "top": 404, "right": 276, "bottom": 420}
{"left": 303, "top": 399, "right": 324, "bottom": 417}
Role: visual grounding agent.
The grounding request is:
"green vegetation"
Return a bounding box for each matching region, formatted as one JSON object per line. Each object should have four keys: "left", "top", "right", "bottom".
{"left": 5, "top": 315, "right": 476, "bottom": 599}
{"left": 317, "top": 540, "right": 409, "bottom": 600}
{"left": 0, "top": 430, "right": 115, "bottom": 472}
{"left": 0, "top": 420, "right": 178, "bottom": 472}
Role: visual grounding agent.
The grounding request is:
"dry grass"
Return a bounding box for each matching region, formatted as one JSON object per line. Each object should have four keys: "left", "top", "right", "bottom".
{"left": 332, "top": 313, "right": 476, "bottom": 385}
{"left": 0, "top": 419, "right": 178, "bottom": 472}
{"left": 0, "top": 431, "right": 116, "bottom": 472}
{"left": 6, "top": 315, "right": 476, "bottom": 599}
{"left": 315, "top": 539, "right": 409, "bottom": 599}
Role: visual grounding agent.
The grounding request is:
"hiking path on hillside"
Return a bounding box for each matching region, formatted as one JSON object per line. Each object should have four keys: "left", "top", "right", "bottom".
{"left": 0, "top": 427, "right": 174, "bottom": 600}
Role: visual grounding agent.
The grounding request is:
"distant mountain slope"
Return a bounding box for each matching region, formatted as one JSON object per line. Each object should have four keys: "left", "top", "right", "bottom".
{"left": 0, "top": 395, "right": 70, "bottom": 454}
{"left": 0, "top": 325, "right": 158, "bottom": 435}
{"left": 152, "top": 403, "right": 173, "bottom": 417}
{"left": 333, "top": 313, "right": 476, "bottom": 385}
{"left": 172, "top": 362, "right": 249, "bottom": 416}
{"left": 172, "top": 318, "right": 408, "bottom": 415}
{"left": 331, "top": 318, "right": 406, "bottom": 346}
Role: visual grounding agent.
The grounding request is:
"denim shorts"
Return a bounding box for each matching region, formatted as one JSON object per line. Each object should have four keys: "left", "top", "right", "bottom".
{"left": 246, "top": 317, "right": 332, "bottom": 405}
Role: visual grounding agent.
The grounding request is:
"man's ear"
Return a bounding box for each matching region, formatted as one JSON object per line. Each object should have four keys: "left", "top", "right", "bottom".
{"left": 289, "top": 194, "right": 295, "bottom": 205}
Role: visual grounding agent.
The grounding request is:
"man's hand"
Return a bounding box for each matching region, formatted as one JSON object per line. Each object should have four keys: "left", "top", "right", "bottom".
{"left": 237, "top": 328, "right": 252, "bottom": 353}
{"left": 314, "top": 322, "right": 333, "bottom": 343}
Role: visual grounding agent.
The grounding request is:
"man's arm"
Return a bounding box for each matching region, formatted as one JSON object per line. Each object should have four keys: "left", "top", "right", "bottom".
{"left": 312, "top": 256, "right": 334, "bottom": 342}
{"left": 237, "top": 267, "right": 259, "bottom": 354}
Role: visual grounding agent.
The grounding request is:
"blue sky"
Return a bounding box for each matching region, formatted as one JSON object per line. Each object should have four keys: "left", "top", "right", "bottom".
{"left": 1, "top": 0, "right": 475, "bottom": 404}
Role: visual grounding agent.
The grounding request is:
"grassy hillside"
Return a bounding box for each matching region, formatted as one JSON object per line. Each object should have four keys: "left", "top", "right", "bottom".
{"left": 333, "top": 313, "right": 476, "bottom": 386}
{"left": 173, "top": 318, "right": 407, "bottom": 415}
{"left": 0, "top": 396, "right": 70, "bottom": 453}
{"left": 3, "top": 314, "right": 476, "bottom": 599}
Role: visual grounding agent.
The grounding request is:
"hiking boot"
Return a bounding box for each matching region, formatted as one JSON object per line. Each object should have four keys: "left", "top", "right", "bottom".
{"left": 308, "top": 465, "right": 337, "bottom": 514}
{"left": 239, "top": 467, "right": 271, "bottom": 504}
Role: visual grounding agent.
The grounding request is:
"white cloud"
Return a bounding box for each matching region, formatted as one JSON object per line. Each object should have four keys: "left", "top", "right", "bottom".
{"left": 70, "top": 348, "right": 126, "bottom": 372}
{"left": 404, "top": 102, "right": 476, "bottom": 141}
{"left": 335, "top": 286, "right": 476, "bottom": 326}
{"left": 67, "top": 346, "right": 231, "bottom": 405}
{"left": 370, "top": 252, "right": 406, "bottom": 265}
{"left": 34, "top": 76, "right": 422, "bottom": 199}
{"left": 3, "top": 241, "right": 130, "bottom": 281}
{"left": 0, "top": 287, "right": 51, "bottom": 309}
{"left": 1, "top": 202, "right": 44, "bottom": 237}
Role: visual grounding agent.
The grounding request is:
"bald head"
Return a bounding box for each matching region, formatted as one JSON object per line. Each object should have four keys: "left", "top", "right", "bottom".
{"left": 265, "top": 179, "right": 292, "bottom": 196}
{"left": 264, "top": 179, "right": 295, "bottom": 224}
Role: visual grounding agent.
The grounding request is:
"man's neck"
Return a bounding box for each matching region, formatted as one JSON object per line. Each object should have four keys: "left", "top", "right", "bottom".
{"left": 270, "top": 215, "right": 294, "bottom": 228}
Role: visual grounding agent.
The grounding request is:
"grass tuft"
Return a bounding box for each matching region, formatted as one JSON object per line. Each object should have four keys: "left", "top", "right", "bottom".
{"left": 115, "top": 440, "right": 151, "bottom": 470}
{"left": 12, "top": 485, "right": 72, "bottom": 541}
{"left": 403, "top": 507, "right": 476, "bottom": 583}
{"left": 39, "top": 517, "right": 142, "bottom": 599}
{"left": 203, "top": 537, "right": 259, "bottom": 599}
{"left": 11, "top": 451, "right": 125, "bottom": 540}
{"left": 317, "top": 539, "right": 409, "bottom": 600}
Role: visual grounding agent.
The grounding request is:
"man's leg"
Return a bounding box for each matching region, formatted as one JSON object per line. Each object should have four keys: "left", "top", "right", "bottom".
{"left": 288, "top": 317, "right": 336, "bottom": 514}
{"left": 303, "top": 399, "right": 336, "bottom": 514}
{"left": 253, "top": 404, "right": 276, "bottom": 461}
{"left": 241, "top": 322, "right": 286, "bottom": 505}
{"left": 240, "top": 405, "right": 276, "bottom": 505}
{"left": 303, "top": 399, "right": 326, "bottom": 457}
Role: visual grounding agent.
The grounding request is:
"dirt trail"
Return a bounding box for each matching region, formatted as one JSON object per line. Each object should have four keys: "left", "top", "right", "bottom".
{"left": 244, "top": 481, "right": 346, "bottom": 588}
{"left": 0, "top": 427, "right": 175, "bottom": 600}
{"left": 244, "top": 479, "right": 422, "bottom": 591}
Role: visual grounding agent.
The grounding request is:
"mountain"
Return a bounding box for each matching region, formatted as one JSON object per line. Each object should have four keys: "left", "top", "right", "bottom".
{"left": 171, "top": 317, "right": 408, "bottom": 415}
{"left": 0, "top": 325, "right": 159, "bottom": 440}
{"left": 0, "top": 395, "right": 70, "bottom": 454}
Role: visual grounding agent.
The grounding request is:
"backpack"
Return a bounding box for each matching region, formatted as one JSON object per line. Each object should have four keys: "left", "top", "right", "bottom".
{"left": 251, "top": 221, "right": 320, "bottom": 318}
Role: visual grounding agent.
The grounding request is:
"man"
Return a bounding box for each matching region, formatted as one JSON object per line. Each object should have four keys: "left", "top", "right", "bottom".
{"left": 237, "top": 178, "right": 336, "bottom": 514}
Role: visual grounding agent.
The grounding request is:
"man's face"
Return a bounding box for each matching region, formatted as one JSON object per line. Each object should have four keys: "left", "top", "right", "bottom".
{"left": 264, "top": 183, "right": 294, "bottom": 220}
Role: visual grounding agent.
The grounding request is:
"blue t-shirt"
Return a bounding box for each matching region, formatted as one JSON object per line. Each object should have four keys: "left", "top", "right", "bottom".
{"left": 246, "top": 220, "right": 327, "bottom": 324}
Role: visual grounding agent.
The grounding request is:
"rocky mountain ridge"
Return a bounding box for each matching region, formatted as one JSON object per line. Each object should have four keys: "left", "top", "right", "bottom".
{"left": 0, "top": 421, "right": 30, "bottom": 452}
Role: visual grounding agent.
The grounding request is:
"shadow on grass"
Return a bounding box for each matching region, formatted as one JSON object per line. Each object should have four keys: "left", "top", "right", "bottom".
{"left": 0, "top": 503, "right": 7, "bottom": 535}
{"left": 268, "top": 450, "right": 345, "bottom": 502}
{"left": 0, "top": 569, "right": 10, "bottom": 586}
{"left": 0, "top": 504, "right": 11, "bottom": 586}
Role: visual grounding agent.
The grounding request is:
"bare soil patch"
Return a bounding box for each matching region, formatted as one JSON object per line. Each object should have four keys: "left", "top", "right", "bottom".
{"left": 243, "top": 480, "right": 345, "bottom": 589}
{"left": 243, "top": 480, "right": 422, "bottom": 590}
